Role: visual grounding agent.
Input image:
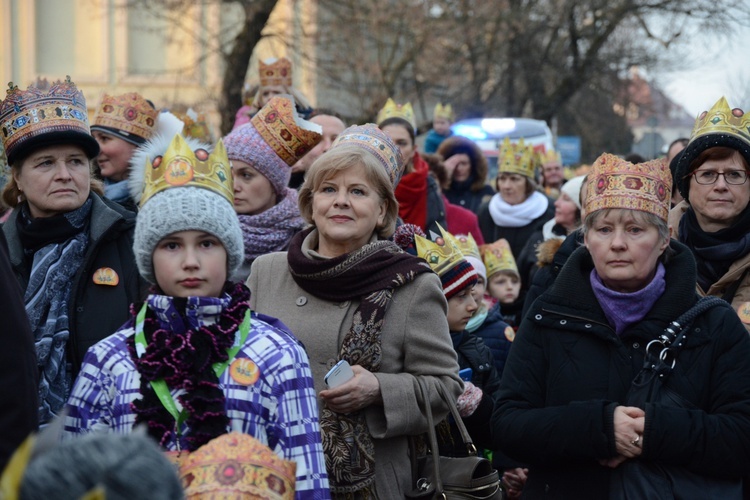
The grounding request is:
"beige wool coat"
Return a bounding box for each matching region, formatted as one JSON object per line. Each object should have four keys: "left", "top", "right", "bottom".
{"left": 670, "top": 200, "right": 750, "bottom": 331}
{"left": 248, "top": 232, "right": 463, "bottom": 498}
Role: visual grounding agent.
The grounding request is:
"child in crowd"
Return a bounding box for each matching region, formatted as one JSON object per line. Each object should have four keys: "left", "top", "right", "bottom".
{"left": 63, "top": 133, "right": 330, "bottom": 499}
{"left": 482, "top": 239, "right": 524, "bottom": 330}
{"left": 424, "top": 103, "right": 455, "bottom": 153}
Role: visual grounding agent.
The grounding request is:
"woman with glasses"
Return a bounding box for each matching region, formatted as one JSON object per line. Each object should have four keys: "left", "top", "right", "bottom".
{"left": 671, "top": 97, "right": 750, "bottom": 330}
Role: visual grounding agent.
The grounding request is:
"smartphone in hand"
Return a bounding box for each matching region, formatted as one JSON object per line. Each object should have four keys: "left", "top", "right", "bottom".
{"left": 459, "top": 367, "right": 473, "bottom": 382}
{"left": 324, "top": 360, "right": 354, "bottom": 388}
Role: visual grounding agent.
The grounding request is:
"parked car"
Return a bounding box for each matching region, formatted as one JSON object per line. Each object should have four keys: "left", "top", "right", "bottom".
{"left": 451, "top": 117, "right": 555, "bottom": 180}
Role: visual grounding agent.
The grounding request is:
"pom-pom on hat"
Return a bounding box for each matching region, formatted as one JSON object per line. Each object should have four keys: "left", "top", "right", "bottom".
{"left": 330, "top": 123, "right": 403, "bottom": 187}
{"left": 130, "top": 133, "right": 243, "bottom": 284}
{"left": 224, "top": 95, "right": 322, "bottom": 196}
{"left": 482, "top": 239, "right": 518, "bottom": 279}
{"left": 415, "top": 224, "right": 478, "bottom": 299}
{"left": 91, "top": 92, "right": 158, "bottom": 146}
{"left": 675, "top": 97, "right": 750, "bottom": 201}
{"left": 0, "top": 76, "right": 99, "bottom": 165}
{"left": 584, "top": 153, "right": 671, "bottom": 222}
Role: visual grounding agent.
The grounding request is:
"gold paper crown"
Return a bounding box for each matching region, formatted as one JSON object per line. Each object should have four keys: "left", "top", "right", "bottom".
{"left": 444, "top": 232, "right": 481, "bottom": 261}
{"left": 584, "top": 153, "right": 671, "bottom": 221}
{"left": 140, "top": 134, "right": 233, "bottom": 207}
{"left": 433, "top": 103, "right": 454, "bottom": 121}
{"left": 251, "top": 95, "right": 323, "bottom": 166}
{"left": 415, "top": 225, "right": 466, "bottom": 277}
{"left": 376, "top": 98, "right": 416, "bottom": 130}
{"left": 689, "top": 96, "right": 750, "bottom": 145}
{"left": 179, "top": 433, "right": 295, "bottom": 499}
{"left": 482, "top": 239, "right": 518, "bottom": 278}
{"left": 91, "top": 92, "right": 158, "bottom": 144}
{"left": 174, "top": 108, "right": 213, "bottom": 143}
{"left": 498, "top": 137, "right": 535, "bottom": 179}
{"left": 259, "top": 57, "right": 293, "bottom": 87}
{"left": 540, "top": 149, "right": 562, "bottom": 165}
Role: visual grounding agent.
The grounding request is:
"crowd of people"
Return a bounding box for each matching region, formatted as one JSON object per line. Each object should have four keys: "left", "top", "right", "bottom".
{"left": 1, "top": 57, "right": 750, "bottom": 500}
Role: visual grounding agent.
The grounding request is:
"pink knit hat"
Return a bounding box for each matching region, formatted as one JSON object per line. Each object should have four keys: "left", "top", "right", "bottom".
{"left": 223, "top": 95, "right": 322, "bottom": 195}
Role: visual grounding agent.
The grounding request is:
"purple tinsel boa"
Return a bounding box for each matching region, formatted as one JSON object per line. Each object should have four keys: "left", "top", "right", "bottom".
{"left": 237, "top": 188, "right": 307, "bottom": 263}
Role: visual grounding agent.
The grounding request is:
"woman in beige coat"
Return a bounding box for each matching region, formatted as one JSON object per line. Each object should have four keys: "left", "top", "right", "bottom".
{"left": 248, "top": 124, "right": 463, "bottom": 498}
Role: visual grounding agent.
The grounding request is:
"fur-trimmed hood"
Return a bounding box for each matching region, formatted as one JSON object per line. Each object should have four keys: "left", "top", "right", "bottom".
{"left": 536, "top": 237, "right": 564, "bottom": 268}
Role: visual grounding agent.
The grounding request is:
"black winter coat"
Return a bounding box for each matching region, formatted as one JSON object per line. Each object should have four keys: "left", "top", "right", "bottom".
{"left": 471, "top": 302, "right": 513, "bottom": 376}
{"left": 493, "top": 241, "right": 750, "bottom": 499}
{"left": 3, "top": 194, "right": 145, "bottom": 376}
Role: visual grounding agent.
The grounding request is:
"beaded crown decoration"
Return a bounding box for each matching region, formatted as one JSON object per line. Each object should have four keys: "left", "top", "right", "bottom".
{"left": 584, "top": 153, "right": 671, "bottom": 222}
{"left": 92, "top": 92, "right": 158, "bottom": 145}
{"left": 259, "top": 58, "right": 293, "bottom": 87}
{"left": 497, "top": 137, "right": 535, "bottom": 179}
{"left": 139, "top": 134, "right": 233, "bottom": 208}
{"left": 331, "top": 123, "right": 402, "bottom": 186}
{"left": 250, "top": 95, "right": 322, "bottom": 166}
{"left": 376, "top": 98, "right": 417, "bottom": 130}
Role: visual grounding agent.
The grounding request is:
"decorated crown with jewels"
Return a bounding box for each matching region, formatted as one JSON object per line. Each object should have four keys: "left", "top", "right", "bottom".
{"left": 444, "top": 232, "right": 481, "bottom": 261}
{"left": 482, "top": 238, "right": 518, "bottom": 278}
{"left": 139, "top": 134, "right": 233, "bottom": 207}
{"left": 377, "top": 98, "right": 416, "bottom": 130}
{"left": 416, "top": 225, "right": 478, "bottom": 298}
{"left": 259, "top": 57, "right": 293, "bottom": 88}
{"left": 498, "top": 137, "right": 536, "bottom": 179}
{"left": 92, "top": 92, "right": 158, "bottom": 145}
{"left": 0, "top": 76, "right": 91, "bottom": 162}
{"left": 689, "top": 96, "right": 750, "bottom": 145}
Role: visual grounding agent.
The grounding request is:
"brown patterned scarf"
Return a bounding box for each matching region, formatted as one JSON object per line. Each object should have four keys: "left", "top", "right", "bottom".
{"left": 287, "top": 227, "right": 431, "bottom": 498}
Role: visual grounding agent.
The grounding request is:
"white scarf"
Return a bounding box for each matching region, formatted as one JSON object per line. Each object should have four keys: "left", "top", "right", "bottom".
{"left": 488, "top": 191, "right": 549, "bottom": 228}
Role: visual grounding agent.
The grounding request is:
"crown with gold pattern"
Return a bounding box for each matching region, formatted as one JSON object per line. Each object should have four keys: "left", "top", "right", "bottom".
{"left": 0, "top": 76, "right": 99, "bottom": 164}
{"left": 376, "top": 98, "right": 417, "bottom": 130}
{"left": 540, "top": 149, "right": 562, "bottom": 165}
{"left": 174, "top": 108, "right": 213, "bottom": 143}
{"left": 250, "top": 95, "right": 322, "bottom": 166}
{"left": 331, "top": 123, "right": 402, "bottom": 186}
{"left": 416, "top": 224, "right": 478, "bottom": 299}
{"left": 482, "top": 239, "right": 518, "bottom": 278}
{"left": 179, "top": 433, "right": 295, "bottom": 499}
{"left": 498, "top": 137, "right": 536, "bottom": 179}
{"left": 433, "top": 103, "right": 454, "bottom": 121}
{"left": 445, "top": 232, "right": 481, "bottom": 261}
{"left": 585, "top": 153, "right": 671, "bottom": 221}
{"left": 139, "top": 134, "right": 233, "bottom": 208}
{"left": 91, "top": 92, "right": 158, "bottom": 145}
{"left": 259, "top": 57, "right": 293, "bottom": 87}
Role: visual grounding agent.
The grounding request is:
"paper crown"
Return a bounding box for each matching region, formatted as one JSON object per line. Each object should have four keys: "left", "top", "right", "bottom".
{"left": 445, "top": 232, "right": 481, "bottom": 261}
{"left": 250, "top": 95, "right": 322, "bottom": 166}
{"left": 376, "top": 98, "right": 416, "bottom": 130}
{"left": 179, "top": 433, "right": 295, "bottom": 499}
{"left": 585, "top": 153, "right": 671, "bottom": 221}
{"left": 433, "top": 103, "right": 454, "bottom": 121}
{"left": 259, "top": 57, "right": 293, "bottom": 87}
{"left": 91, "top": 92, "right": 158, "bottom": 145}
{"left": 498, "top": 137, "right": 536, "bottom": 179}
{"left": 540, "top": 149, "right": 562, "bottom": 165}
{"left": 331, "top": 123, "right": 402, "bottom": 186}
{"left": 0, "top": 76, "right": 99, "bottom": 164}
{"left": 482, "top": 239, "right": 518, "bottom": 278}
{"left": 416, "top": 225, "right": 478, "bottom": 299}
{"left": 176, "top": 108, "right": 213, "bottom": 143}
{"left": 139, "top": 133, "right": 233, "bottom": 208}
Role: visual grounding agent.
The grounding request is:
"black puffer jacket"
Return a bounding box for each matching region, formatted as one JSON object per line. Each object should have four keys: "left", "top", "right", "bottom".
{"left": 471, "top": 302, "right": 513, "bottom": 376}
{"left": 3, "top": 193, "right": 145, "bottom": 376}
{"left": 492, "top": 241, "right": 750, "bottom": 498}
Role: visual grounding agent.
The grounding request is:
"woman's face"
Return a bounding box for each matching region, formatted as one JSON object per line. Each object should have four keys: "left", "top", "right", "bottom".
{"left": 14, "top": 144, "right": 91, "bottom": 218}
{"left": 380, "top": 124, "right": 414, "bottom": 175}
{"left": 554, "top": 192, "right": 579, "bottom": 231}
{"left": 259, "top": 85, "right": 285, "bottom": 106}
{"left": 688, "top": 152, "right": 750, "bottom": 232}
{"left": 231, "top": 160, "right": 277, "bottom": 215}
{"left": 497, "top": 173, "right": 528, "bottom": 205}
{"left": 312, "top": 163, "right": 386, "bottom": 257}
{"left": 585, "top": 209, "right": 668, "bottom": 293}
{"left": 92, "top": 131, "right": 137, "bottom": 182}
{"left": 451, "top": 153, "right": 472, "bottom": 183}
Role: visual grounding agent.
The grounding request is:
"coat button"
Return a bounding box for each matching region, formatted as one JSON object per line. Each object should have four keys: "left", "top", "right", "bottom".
{"left": 326, "top": 358, "right": 337, "bottom": 369}
{"left": 296, "top": 296, "right": 307, "bottom": 306}
{"left": 633, "top": 342, "right": 640, "bottom": 349}
{"left": 535, "top": 314, "right": 542, "bottom": 320}
{"left": 339, "top": 301, "right": 350, "bottom": 308}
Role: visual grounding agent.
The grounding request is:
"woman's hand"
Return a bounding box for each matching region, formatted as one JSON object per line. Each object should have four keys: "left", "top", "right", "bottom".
{"left": 613, "top": 405, "right": 645, "bottom": 458}
{"left": 443, "top": 154, "right": 462, "bottom": 180}
{"left": 502, "top": 467, "right": 528, "bottom": 499}
{"left": 319, "top": 365, "right": 382, "bottom": 413}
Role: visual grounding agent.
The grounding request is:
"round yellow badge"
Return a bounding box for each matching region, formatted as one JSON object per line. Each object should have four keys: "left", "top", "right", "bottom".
{"left": 92, "top": 267, "right": 119, "bottom": 286}
{"left": 738, "top": 302, "right": 750, "bottom": 324}
{"left": 504, "top": 325, "right": 516, "bottom": 342}
{"left": 164, "top": 158, "right": 194, "bottom": 186}
{"left": 229, "top": 358, "right": 260, "bottom": 385}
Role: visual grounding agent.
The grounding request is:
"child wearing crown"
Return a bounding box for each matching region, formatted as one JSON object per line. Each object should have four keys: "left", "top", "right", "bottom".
{"left": 482, "top": 239, "right": 524, "bottom": 330}
{"left": 63, "top": 134, "right": 330, "bottom": 499}
{"left": 424, "top": 102, "right": 454, "bottom": 153}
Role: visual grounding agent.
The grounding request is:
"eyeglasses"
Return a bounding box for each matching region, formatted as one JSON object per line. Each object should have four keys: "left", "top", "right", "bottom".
{"left": 691, "top": 170, "right": 749, "bottom": 185}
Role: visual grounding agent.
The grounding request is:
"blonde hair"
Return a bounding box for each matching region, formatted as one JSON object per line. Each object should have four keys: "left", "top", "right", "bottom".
{"left": 299, "top": 145, "right": 398, "bottom": 239}
{"left": 253, "top": 84, "right": 312, "bottom": 110}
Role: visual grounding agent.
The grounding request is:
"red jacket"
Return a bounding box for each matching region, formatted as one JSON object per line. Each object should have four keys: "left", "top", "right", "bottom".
{"left": 442, "top": 195, "right": 485, "bottom": 244}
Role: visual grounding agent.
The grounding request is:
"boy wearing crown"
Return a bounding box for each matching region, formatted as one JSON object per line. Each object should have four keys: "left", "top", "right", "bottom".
{"left": 424, "top": 102, "right": 454, "bottom": 153}
{"left": 64, "top": 134, "right": 330, "bottom": 499}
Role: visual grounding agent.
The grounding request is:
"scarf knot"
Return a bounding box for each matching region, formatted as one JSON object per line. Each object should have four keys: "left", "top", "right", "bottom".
{"left": 488, "top": 191, "right": 549, "bottom": 228}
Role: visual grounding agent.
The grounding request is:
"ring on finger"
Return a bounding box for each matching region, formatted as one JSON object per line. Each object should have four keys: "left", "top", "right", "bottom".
{"left": 630, "top": 434, "right": 641, "bottom": 447}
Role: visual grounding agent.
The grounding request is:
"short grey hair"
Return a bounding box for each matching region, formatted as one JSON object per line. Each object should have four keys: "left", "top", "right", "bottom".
{"left": 583, "top": 208, "right": 673, "bottom": 262}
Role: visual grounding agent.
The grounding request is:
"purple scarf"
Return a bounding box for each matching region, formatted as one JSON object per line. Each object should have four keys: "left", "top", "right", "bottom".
{"left": 590, "top": 263, "right": 666, "bottom": 336}
{"left": 237, "top": 188, "right": 306, "bottom": 263}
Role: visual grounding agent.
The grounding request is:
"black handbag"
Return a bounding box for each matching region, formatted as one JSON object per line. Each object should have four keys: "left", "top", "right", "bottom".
{"left": 611, "top": 297, "right": 743, "bottom": 500}
{"left": 406, "top": 377, "right": 504, "bottom": 500}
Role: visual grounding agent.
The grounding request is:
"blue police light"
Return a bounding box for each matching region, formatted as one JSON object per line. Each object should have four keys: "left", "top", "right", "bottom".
{"left": 453, "top": 123, "right": 487, "bottom": 140}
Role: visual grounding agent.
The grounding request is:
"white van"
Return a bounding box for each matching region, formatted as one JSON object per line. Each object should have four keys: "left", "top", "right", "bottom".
{"left": 451, "top": 117, "right": 555, "bottom": 180}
